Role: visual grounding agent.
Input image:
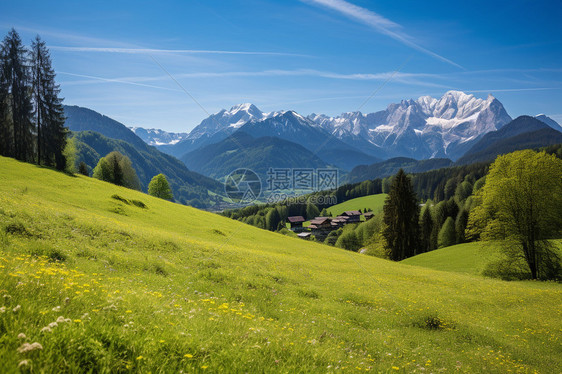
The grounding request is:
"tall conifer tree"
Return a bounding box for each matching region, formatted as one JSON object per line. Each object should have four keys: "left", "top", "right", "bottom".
{"left": 1, "top": 29, "right": 34, "bottom": 161}
{"left": 382, "top": 169, "right": 421, "bottom": 261}
{"left": 31, "top": 36, "right": 66, "bottom": 168}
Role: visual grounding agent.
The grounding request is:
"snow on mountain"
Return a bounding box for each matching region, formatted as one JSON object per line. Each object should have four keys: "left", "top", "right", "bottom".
{"left": 535, "top": 114, "right": 562, "bottom": 132}
{"left": 130, "top": 127, "right": 188, "bottom": 146}
{"left": 187, "top": 103, "right": 265, "bottom": 140}
{"left": 308, "top": 91, "right": 512, "bottom": 160}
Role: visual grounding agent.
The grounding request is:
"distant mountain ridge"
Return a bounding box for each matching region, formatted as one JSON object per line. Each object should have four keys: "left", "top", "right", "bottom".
{"left": 456, "top": 116, "right": 562, "bottom": 165}
{"left": 347, "top": 157, "right": 454, "bottom": 184}
{"left": 180, "top": 131, "right": 330, "bottom": 181}
{"left": 63, "top": 105, "right": 224, "bottom": 207}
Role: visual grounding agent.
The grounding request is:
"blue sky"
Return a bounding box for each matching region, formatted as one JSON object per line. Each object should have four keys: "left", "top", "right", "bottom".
{"left": 2, "top": 0, "right": 561, "bottom": 132}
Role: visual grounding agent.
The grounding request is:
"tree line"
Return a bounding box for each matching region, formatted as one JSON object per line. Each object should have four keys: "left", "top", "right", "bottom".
{"left": 0, "top": 29, "right": 67, "bottom": 169}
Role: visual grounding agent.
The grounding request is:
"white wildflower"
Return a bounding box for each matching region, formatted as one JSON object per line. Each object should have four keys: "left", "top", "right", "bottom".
{"left": 17, "top": 333, "right": 26, "bottom": 339}
{"left": 0, "top": 306, "right": 5, "bottom": 313}
{"left": 18, "top": 360, "right": 30, "bottom": 368}
{"left": 48, "top": 322, "right": 58, "bottom": 329}
{"left": 56, "top": 316, "right": 71, "bottom": 323}
{"left": 13, "top": 305, "right": 21, "bottom": 312}
{"left": 40, "top": 326, "right": 52, "bottom": 333}
{"left": 17, "top": 342, "right": 43, "bottom": 353}
{"left": 52, "top": 306, "right": 61, "bottom": 312}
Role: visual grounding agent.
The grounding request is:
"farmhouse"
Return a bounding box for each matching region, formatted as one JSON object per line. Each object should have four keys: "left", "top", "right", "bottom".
{"left": 341, "top": 210, "right": 362, "bottom": 223}
{"left": 363, "top": 212, "right": 374, "bottom": 220}
{"left": 287, "top": 216, "right": 305, "bottom": 231}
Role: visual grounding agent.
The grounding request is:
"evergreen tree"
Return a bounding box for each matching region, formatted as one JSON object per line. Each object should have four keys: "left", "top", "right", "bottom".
{"left": 420, "top": 205, "right": 434, "bottom": 252}
{"left": 306, "top": 202, "right": 320, "bottom": 220}
{"left": 265, "top": 208, "right": 281, "bottom": 231}
{"left": 438, "top": 217, "right": 456, "bottom": 248}
{"left": 455, "top": 208, "right": 469, "bottom": 243}
{"left": 148, "top": 174, "right": 173, "bottom": 201}
{"left": 382, "top": 169, "right": 421, "bottom": 261}
{"left": 0, "top": 41, "right": 10, "bottom": 157}
{"left": 1, "top": 29, "right": 34, "bottom": 161}
{"left": 31, "top": 36, "right": 66, "bottom": 169}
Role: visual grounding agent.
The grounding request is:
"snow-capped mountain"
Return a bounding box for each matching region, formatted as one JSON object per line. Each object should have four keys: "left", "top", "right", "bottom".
{"left": 535, "top": 114, "right": 562, "bottom": 132}
{"left": 308, "top": 91, "right": 512, "bottom": 160}
{"left": 130, "top": 127, "right": 188, "bottom": 146}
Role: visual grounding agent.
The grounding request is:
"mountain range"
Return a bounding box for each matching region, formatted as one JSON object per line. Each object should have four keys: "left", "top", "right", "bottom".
{"left": 65, "top": 90, "right": 562, "bottom": 202}
{"left": 138, "top": 91, "right": 551, "bottom": 174}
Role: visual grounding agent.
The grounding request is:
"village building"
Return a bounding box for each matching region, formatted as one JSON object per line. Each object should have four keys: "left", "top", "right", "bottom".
{"left": 341, "top": 210, "right": 362, "bottom": 223}
{"left": 287, "top": 216, "right": 305, "bottom": 231}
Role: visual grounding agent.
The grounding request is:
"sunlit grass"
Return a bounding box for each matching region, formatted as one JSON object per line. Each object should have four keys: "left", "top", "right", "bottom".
{"left": 327, "top": 194, "right": 387, "bottom": 216}
{"left": 0, "top": 157, "right": 560, "bottom": 372}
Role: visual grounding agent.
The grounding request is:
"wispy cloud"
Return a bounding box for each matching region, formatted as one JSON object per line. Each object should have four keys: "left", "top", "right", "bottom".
{"left": 302, "top": 0, "right": 463, "bottom": 69}
{"left": 58, "top": 72, "right": 183, "bottom": 92}
{"left": 58, "top": 68, "right": 446, "bottom": 88}
{"left": 50, "top": 46, "right": 309, "bottom": 57}
{"left": 465, "top": 87, "right": 562, "bottom": 93}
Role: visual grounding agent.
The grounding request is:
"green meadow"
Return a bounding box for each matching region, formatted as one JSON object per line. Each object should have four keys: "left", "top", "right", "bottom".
{"left": 0, "top": 156, "right": 561, "bottom": 373}
{"left": 327, "top": 194, "right": 387, "bottom": 217}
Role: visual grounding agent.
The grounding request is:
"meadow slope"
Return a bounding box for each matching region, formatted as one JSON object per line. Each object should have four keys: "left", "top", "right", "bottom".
{"left": 326, "top": 194, "right": 387, "bottom": 217}
{"left": 0, "top": 157, "right": 560, "bottom": 373}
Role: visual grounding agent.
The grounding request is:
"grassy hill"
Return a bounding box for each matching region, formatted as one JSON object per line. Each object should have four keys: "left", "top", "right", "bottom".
{"left": 327, "top": 194, "right": 387, "bottom": 217}
{"left": 401, "top": 243, "right": 497, "bottom": 275}
{"left": 0, "top": 156, "right": 561, "bottom": 372}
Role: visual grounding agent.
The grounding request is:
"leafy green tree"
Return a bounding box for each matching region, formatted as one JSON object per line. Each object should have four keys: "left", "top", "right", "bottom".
{"left": 438, "top": 217, "right": 456, "bottom": 248}
{"left": 467, "top": 150, "right": 562, "bottom": 279}
{"left": 148, "top": 173, "right": 173, "bottom": 201}
{"left": 93, "top": 151, "right": 140, "bottom": 190}
{"left": 335, "top": 230, "right": 361, "bottom": 252}
{"left": 93, "top": 157, "right": 111, "bottom": 182}
{"left": 382, "top": 169, "right": 421, "bottom": 261}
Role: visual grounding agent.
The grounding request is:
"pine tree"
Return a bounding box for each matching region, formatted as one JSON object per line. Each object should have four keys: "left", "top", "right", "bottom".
{"left": 382, "top": 169, "right": 421, "bottom": 261}
{"left": 0, "top": 42, "right": 10, "bottom": 157}
{"left": 419, "top": 205, "right": 434, "bottom": 252}
{"left": 31, "top": 36, "right": 66, "bottom": 169}
{"left": 1, "top": 29, "right": 34, "bottom": 161}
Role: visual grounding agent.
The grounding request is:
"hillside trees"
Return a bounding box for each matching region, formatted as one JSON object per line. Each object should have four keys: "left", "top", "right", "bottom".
{"left": 93, "top": 151, "right": 141, "bottom": 190}
{"left": 1, "top": 29, "right": 34, "bottom": 161}
{"left": 31, "top": 36, "right": 66, "bottom": 169}
{"left": 382, "top": 169, "right": 421, "bottom": 261}
{"left": 467, "top": 150, "right": 562, "bottom": 279}
{"left": 148, "top": 173, "right": 174, "bottom": 201}
{"left": 0, "top": 29, "right": 67, "bottom": 168}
